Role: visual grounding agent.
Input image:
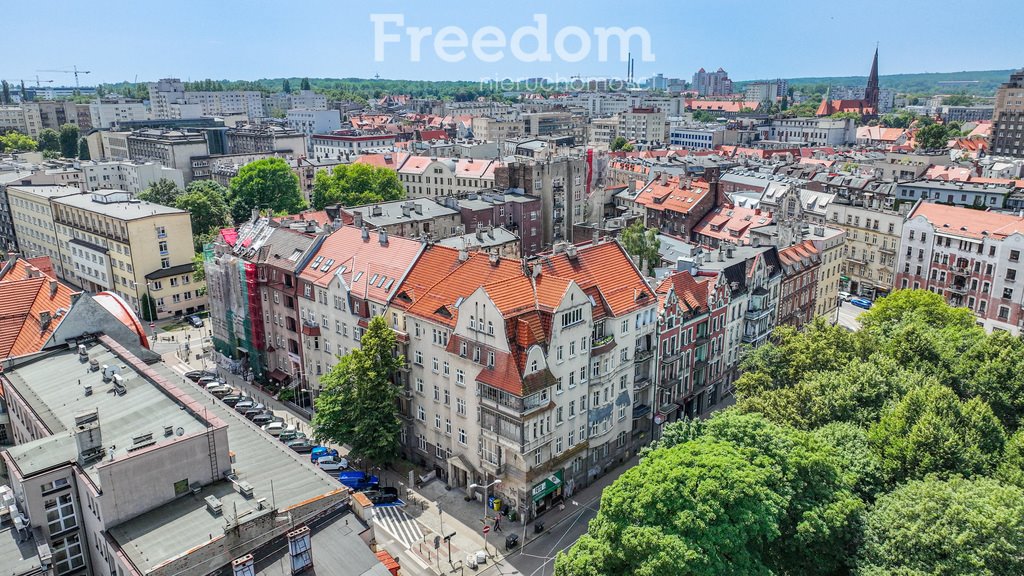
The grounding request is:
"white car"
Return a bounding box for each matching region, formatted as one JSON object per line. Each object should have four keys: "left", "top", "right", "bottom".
{"left": 262, "top": 422, "right": 293, "bottom": 437}
{"left": 839, "top": 291, "right": 852, "bottom": 302}
{"left": 316, "top": 456, "right": 349, "bottom": 472}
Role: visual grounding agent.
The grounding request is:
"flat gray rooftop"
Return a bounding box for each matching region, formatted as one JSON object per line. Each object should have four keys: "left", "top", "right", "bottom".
{"left": 0, "top": 527, "right": 45, "bottom": 576}
{"left": 108, "top": 362, "right": 343, "bottom": 574}
{"left": 253, "top": 511, "right": 392, "bottom": 576}
{"left": 3, "top": 343, "right": 208, "bottom": 484}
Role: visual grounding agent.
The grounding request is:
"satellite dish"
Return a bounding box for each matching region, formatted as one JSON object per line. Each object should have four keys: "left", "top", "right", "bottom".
{"left": 175, "top": 427, "right": 185, "bottom": 437}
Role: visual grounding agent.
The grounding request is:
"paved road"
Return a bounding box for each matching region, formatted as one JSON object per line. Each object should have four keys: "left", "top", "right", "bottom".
{"left": 501, "top": 499, "right": 600, "bottom": 576}
{"left": 836, "top": 300, "right": 867, "bottom": 331}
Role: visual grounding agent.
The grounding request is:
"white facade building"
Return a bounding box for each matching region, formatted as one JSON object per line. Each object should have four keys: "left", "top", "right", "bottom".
{"left": 286, "top": 109, "right": 341, "bottom": 153}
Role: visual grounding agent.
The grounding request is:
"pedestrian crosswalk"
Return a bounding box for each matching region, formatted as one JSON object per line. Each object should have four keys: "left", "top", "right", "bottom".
{"left": 372, "top": 505, "right": 424, "bottom": 549}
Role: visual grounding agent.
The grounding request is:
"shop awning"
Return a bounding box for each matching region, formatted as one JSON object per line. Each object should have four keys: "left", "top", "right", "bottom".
{"left": 531, "top": 470, "right": 564, "bottom": 502}
{"left": 268, "top": 369, "right": 290, "bottom": 383}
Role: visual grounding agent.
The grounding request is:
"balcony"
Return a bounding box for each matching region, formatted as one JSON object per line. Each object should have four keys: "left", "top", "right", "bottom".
{"left": 948, "top": 284, "right": 968, "bottom": 295}
{"left": 634, "top": 375, "right": 652, "bottom": 391}
{"left": 742, "top": 329, "right": 770, "bottom": 345}
{"left": 480, "top": 459, "right": 505, "bottom": 476}
{"left": 632, "top": 404, "right": 652, "bottom": 419}
{"left": 950, "top": 265, "right": 970, "bottom": 275}
{"left": 879, "top": 245, "right": 895, "bottom": 255}
{"left": 634, "top": 348, "right": 653, "bottom": 363}
{"left": 300, "top": 319, "right": 321, "bottom": 337}
{"left": 745, "top": 307, "right": 772, "bottom": 321}
{"left": 522, "top": 431, "right": 554, "bottom": 453}
{"left": 591, "top": 334, "right": 617, "bottom": 356}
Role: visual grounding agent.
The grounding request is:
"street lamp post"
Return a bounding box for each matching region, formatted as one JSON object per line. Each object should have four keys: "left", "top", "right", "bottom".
{"left": 468, "top": 475, "right": 501, "bottom": 556}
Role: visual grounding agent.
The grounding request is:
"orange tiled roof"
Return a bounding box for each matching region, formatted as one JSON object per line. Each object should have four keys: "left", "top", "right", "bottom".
{"left": 634, "top": 176, "right": 711, "bottom": 214}
{"left": 925, "top": 165, "right": 973, "bottom": 181}
{"left": 398, "top": 249, "right": 522, "bottom": 326}
{"left": 0, "top": 259, "right": 80, "bottom": 360}
{"left": 354, "top": 152, "right": 409, "bottom": 170}
{"left": 298, "top": 226, "right": 423, "bottom": 302}
{"left": 687, "top": 100, "right": 761, "bottom": 113}
{"left": 692, "top": 205, "right": 773, "bottom": 245}
{"left": 910, "top": 202, "right": 1024, "bottom": 240}
{"left": 778, "top": 240, "right": 821, "bottom": 273}
{"left": 656, "top": 270, "right": 711, "bottom": 315}
{"left": 539, "top": 241, "right": 654, "bottom": 317}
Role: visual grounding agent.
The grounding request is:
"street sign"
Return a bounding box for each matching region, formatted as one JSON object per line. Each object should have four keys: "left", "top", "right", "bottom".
{"left": 482, "top": 525, "right": 490, "bottom": 535}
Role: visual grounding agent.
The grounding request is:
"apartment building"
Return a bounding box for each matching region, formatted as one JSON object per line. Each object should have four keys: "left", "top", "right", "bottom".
{"left": 343, "top": 198, "right": 462, "bottom": 240}
{"left": 80, "top": 160, "right": 185, "bottom": 194}
{"left": 88, "top": 99, "right": 148, "bottom": 129}
{"left": 51, "top": 190, "right": 204, "bottom": 317}
{"left": 586, "top": 117, "right": 618, "bottom": 150}
{"left": 286, "top": 109, "right": 341, "bottom": 153}
{"left": 399, "top": 156, "right": 501, "bottom": 199}
{"left": 35, "top": 100, "right": 79, "bottom": 131}
{"left": 618, "top": 108, "right": 667, "bottom": 145}
{"left": 266, "top": 90, "right": 328, "bottom": 115}
{"left": 0, "top": 103, "right": 42, "bottom": 137}
{"left": 992, "top": 68, "right": 1024, "bottom": 158}
{"left": 654, "top": 267, "right": 730, "bottom": 423}
{"left": 629, "top": 174, "right": 717, "bottom": 238}
{"left": 226, "top": 125, "right": 306, "bottom": 155}
{"left": 295, "top": 226, "right": 423, "bottom": 394}
{"left": 895, "top": 202, "right": 1024, "bottom": 334}
{"left": 894, "top": 179, "right": 1014, "bottom": 210}
{"left": 126, "top": 130, "right": 209, "bottom": 181}
{"left": 776, "top": 241, "right": 822, "bottom": 328}
{"left": 148, "top": 78, "right": 265, "bottom": 120}
{"left": 443, "top": 189, "right": 543, "bottom": 256}
{"left": 495, "top": 155, "right": 587, "bottom": 247}
{"left": 311, "top": 130, "right": 397, "bottom": 158}
{"left": 471, "top": 117, "right": 523, "bottom": 142}
{"left": 86, "top": 130, "right": 132, "bottom": 161}
{"left": 670, "top": 125, "right": 725, "bottom": 150}
{"left": 692, "top": 67, "right": 732, "bottom": 96}
{"left": 521, "top": 112, "right": 577, "bottom": 141}
{"left": 6, "top": 185, "right": 80, "bottom": 278}
{"left": 828, "top": 201, "right": 903, "bottom": 299}
{"left": 758, "top": 117, "right": 857, "bottom": 146}
{"left": 391, "top": 240, "right": 658, "bottom": 520}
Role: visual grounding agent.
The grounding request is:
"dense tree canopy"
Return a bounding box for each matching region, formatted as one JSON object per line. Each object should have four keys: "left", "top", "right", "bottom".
{"left": 859, "top": 477, "right": 1024, "bottom": 576}
{"left": 312, "top": 316, "right": 404, "bottom": 465}
{"left": 59, "top": 123, "right": 79, "bottom": 158}
{"left": 619, "top": 221, "right": 660, "bottom": 276}
{"left": 228, "top": 157, "right": 305, "bottom": 223}
{"left": 559, "top": 289, "right": 1024, "bottom": 575}
{"left": 174, "top": 180, "right": 232, "bottom": 252}
{"left": 37, "top": 129, "right": 60, "bottom": 153}
{"left": 0, "top": 132, "right": 37, "bottom": 152}
{"left": 310, "top": 163, "right": 405, "bottom": 209}
{"left": 138, "top": 178, "right": 183, "bottom": 206}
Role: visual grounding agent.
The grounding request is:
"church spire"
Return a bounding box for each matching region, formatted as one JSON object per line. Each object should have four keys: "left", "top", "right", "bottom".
{"left": 865, "top": 45, "right": 879, "bottom": 110}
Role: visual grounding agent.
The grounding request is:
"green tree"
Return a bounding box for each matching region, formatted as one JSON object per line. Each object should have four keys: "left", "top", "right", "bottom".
{"left": 812, "top": 422, "right": 885, "bottom": 501}
{"left": 916, "top": 123, "right": 952, "bottom": 149}
{"left": 139, "top": 292, "right": 157, "bottom": 322}
{"left": 174, "top": 180, "right": 232, "bottom": 252}
{"left": 691, "top": 110, "right": 717, "bottom": 123}
{"left": 868, "top": 383, "right": 1005, "bottom": 484}
{"left": 192, "top": 253, "right": 207, "bottom": 296}
{"left": 941, "top": 92, "right": 974, "bottom": 106}
{"left": 312, "top": 316, "right": 404, "bottom": 465}
{"left": 138, "top": 178, "right": 184, "bottom": 206}
{"left": 619, "top": 220, "right": 660, "bottom": 276}
{"left": 955, "top": 331, "right": 1024, "bottom": 431}
{"left": 555, "top": 437, "right": 786, "bottom": 576}
{"left": 301, "top": 77, "right": 311, "bottom": 90}
{"left": 228, "top": 157, "right": 305, "bottom": 223}
{"left": 77, "top": 138, "right": 90, "bottom": 160}
{"left": 0, "top": 132, "right": 37, "bottom": 152}
{"left": 609, "top": 136, "right": 629, "bottom": 151}
{"left": 1, "top": 81, "right": 9, "bottom": 105}
{"left": 59, "top": 123, "right": 79, "bottom": 158}
{"left": 859, "top": 477, "right": 1024, "bottom": 576}
{"left": 282, "top": 78, "right": 292, "bottom": 93}
{"left": 996, "top": 429, "right": 1024, "bottom": 488}
{"left": 310, "top": 163, "right": 405, "bottom": 209}
{"left": 831, "top": 110, "right": 863, "bottom": 125}
{"left": 37, "top": 129, "right": 60, "bottom": 153}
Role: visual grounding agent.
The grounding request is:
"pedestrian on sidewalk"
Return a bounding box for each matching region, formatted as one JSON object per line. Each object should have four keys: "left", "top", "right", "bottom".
{"left": 493, "top": 515, "right": 502, "bottom": 532}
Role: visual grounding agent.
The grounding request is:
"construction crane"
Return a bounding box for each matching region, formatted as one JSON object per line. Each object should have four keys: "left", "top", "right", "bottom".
{"left": 4, "top": 77, "right": 54, "bottom": 87}
{"left": 38, "top": 66, "right": 92, "bottom": 88}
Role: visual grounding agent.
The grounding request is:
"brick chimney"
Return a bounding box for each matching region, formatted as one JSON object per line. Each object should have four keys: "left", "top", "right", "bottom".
{"left": 704, "top": 166, "right": 725, "bottom": 208}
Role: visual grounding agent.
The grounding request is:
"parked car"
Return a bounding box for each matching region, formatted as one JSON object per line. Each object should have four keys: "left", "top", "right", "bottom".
{"left": 339, "top": 471, "right": 379, "bottom": 491}
{"left": 222, "top": 394, "right": 246, "bottom": 407}
{"left": 316, "top": 456, "right": 349, "bottom": 472}
{"left": 839, "top": 291, "right": 852, "bottom": 302}
{"left": 242, "top": 404, "right": 267, "bottom": 419}
{"left": 187, "top": 315, "right": 204, "bottom": 328}
{"left": 203, "top": 379, "right": 228, "bottom": 390}
{"left": 234, "top": 399, "right": 256, "bottom": 412}
{"left": 278, "top": 429, "right": 304, "bottom": 442}
{"left": 310, "top": 446, "right": 339, "bottom": 463}
{"left": 850, "top": 297, "right": 873, "bottom": 310}
{"left": 184, "top": 370, "right": 217, "bottom": 382}
{"left": 263, "top": 422, "right": 293, "bottom": 437}
{"left": 207, "top": 385, "right": 234, "bottom": 397}
{"left": 287, "top": 439, "right": 314, "bottom": 453}
{"left": 251, "top": 413, "right": 281, "bottom": 426}
{"left": 362, "top": 487, "right": 399, "bottom": 505}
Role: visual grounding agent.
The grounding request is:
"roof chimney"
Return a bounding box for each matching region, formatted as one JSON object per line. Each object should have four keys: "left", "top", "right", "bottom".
{"left": 458, "top": 248, "right": 469, "bottom": 262}
{"left": 361, "top": 226, "right": 369, "bottom": 241}
{"left": 50, "top": 280, "right": 58, "bottom": 297}
{"left": 378, "top": 229, "right": 389, "bottom": 245}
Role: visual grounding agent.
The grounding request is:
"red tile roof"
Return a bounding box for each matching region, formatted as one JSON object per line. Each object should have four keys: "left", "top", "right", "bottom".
{"left": 419, "top": 129, "right": 448, "bottom": 141}
{"left": 539, "top": 241, "right": 654, "bottom": 317}
{"left": 692, "top": 205, "right": 773, "bottom": 245}
{"left": 687, "top": 100, "right": 761, "bottom": 113}
{"left": 778, "top": 240, "right": 821, "bottom": 273}
{"left": 925, "top": 165, "right": 974, "bottom": 181}
{"left": 354, "top": 152, "right": 409, "bottom": 171}
{"left": 857, "top": 126, "right": 907, "bottom": 143}
{"left": 910, "top": 202, "right": 1024, "bottom": 240}
{"left": 634, "top": 176, "right": 711, "bottom": 214}
{"left": 656, "top": 270, "right": 712, "bottom": 315}
{"left": 0, "top": 259, "right": 80, "bottom": 360}
{"left": 816, "top": 99, "right": 875, "bottom": 117}
{"left": 297, "top": 226, "right": 423, "bottom": 303}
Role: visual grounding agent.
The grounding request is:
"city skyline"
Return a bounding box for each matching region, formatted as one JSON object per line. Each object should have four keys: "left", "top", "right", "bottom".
{"left": 5, "top": 0, "right": 1024, "bottom": 85}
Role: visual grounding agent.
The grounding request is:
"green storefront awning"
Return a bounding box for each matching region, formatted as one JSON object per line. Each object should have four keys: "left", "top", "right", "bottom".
{"left": 840, "top": 276, "right": 850, "bottom": 281}
{"left": 531, "top": 469, "right": 564, "bottom": 502}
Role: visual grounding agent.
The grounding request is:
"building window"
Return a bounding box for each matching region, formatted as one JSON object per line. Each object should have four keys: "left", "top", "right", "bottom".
{"left": 160, "top": 257, "right": 170, "bottom": 269}
{"left": 45, "top": 494, "right": 77, "bottom": 535}
{"left": 457, "top": 397, "right": 466, "bottom": 415}
{"left": 458, "top": 428, "right": 467, "bottom": 445}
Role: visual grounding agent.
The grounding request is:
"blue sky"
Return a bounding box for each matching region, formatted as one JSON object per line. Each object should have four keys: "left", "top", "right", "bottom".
{"left": 6, "top": 0, "right": 1023, "bottom": 85}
